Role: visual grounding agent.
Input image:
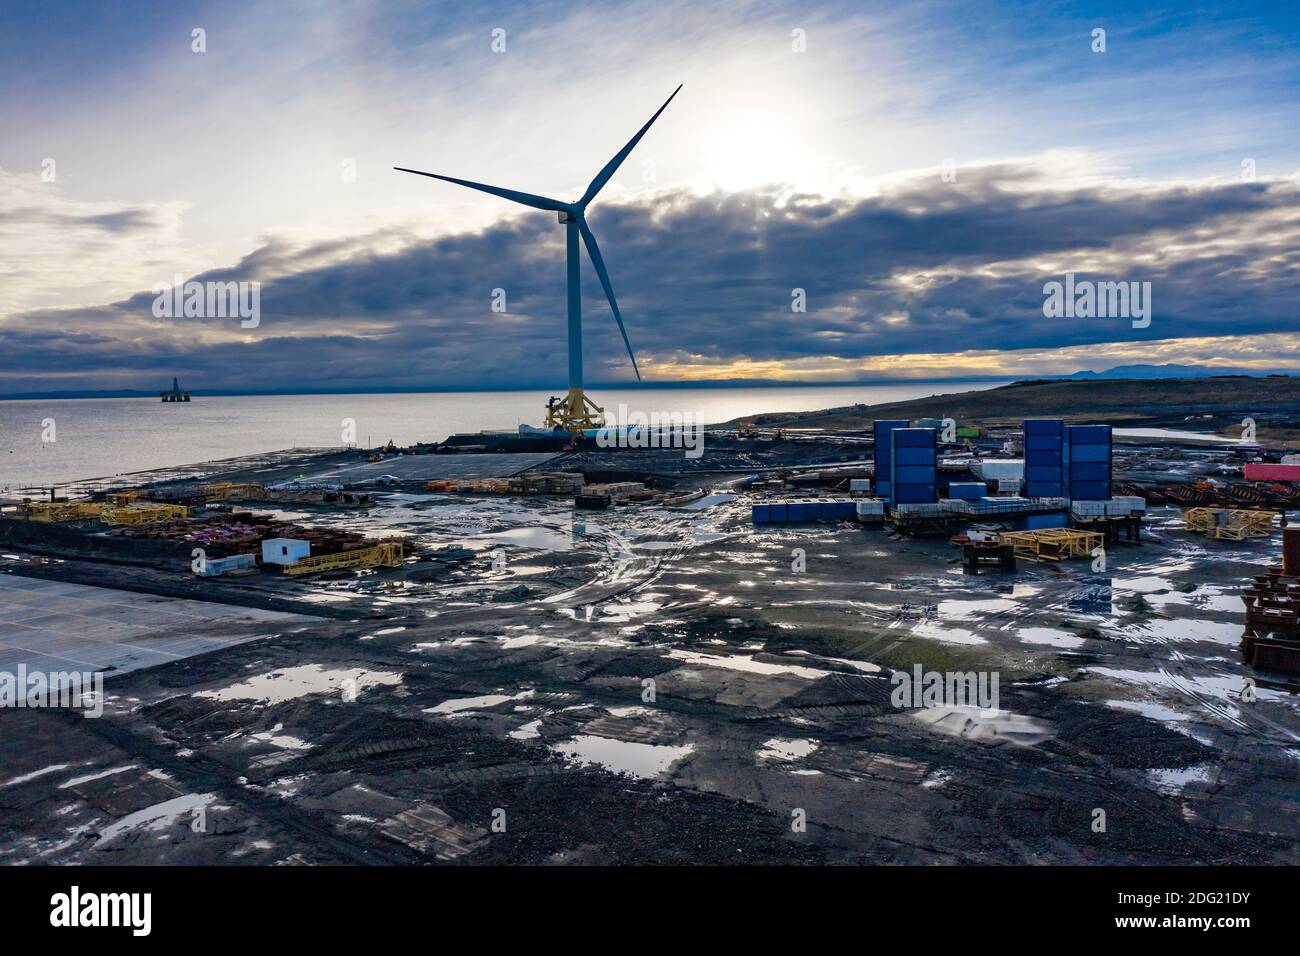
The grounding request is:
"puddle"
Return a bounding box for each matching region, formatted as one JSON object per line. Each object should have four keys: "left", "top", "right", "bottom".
{"left": 1017, "top": 627, "right": 1086, "bottom": 649}
{"left": 247, "top": 725, "right": 314, "bottom": 751}
{"left": 426, "top": 689, "right": 534, "bottom": 715}
{"left": 909, "top": 621, "right": 986, "bottom": 645}
{"left": 478, "top": 526, "right": 573, "bottom": 551}
{"left": 1147, "top": 764, "right": 1216, "bottom": 796}
{"left": 196, "top": 665, "right": 402, "bottom": 705}
{"left": 679, "top": 493, "right": 737, "bottom": 510}
{"left": 1, "top": 764, "right": 72, "bottom": 789}
{"left": 59, "top": 765, "right": 139, "bottom": 789}
{"left": 1105, "top": 699, "right": 1190, "bottom": 723}
{"left": 911, "top": 706, "right": 1056, "bottom": 746}
{"left": 509, "top": 719, "right": 543, "bottom": 740}
{"left": 97, "top": 793, "right": 219, "bottom": 844}
{"left": 757, "top": 738, "right": 819, "bottom": 762}
{"left": 934, "top": 598, "right": 1018, "bottom": 621}
{"left": 607, "top": 705, "right": 655, "bottom": 718}
{"left": 1124, "top": 618, "right": 1244, "bottom": 646}
{"left": 785, "top": 650, "right": 882, "bottom": 673}
{"left": 549, "top": 735, "right": 694, "bottom": 779}
{"left": 1143, "top": 586, "right": 1241, "bottom": 613}
{"left": 665, "top": 649, "right": 827, "bottom": 680}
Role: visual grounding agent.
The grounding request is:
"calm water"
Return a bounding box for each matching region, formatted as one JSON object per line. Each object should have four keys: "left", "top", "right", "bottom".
{"left": 0, "top": 382, "right": 1007, "bottom": 489}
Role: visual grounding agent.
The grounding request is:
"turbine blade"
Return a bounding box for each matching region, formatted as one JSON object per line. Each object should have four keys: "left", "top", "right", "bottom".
{"left": 579, "top": 219, "right": 641, "bottom": 380}
{"left": 393, "top": 167, "right": 569, "bottom": 212}
{"left": 578, "top": 85, "right": 682, "bottom": 208}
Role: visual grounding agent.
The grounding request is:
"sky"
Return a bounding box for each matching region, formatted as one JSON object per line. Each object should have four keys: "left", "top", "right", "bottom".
{"left": 1, "top": 0, "right": 1298, "bottom": 394}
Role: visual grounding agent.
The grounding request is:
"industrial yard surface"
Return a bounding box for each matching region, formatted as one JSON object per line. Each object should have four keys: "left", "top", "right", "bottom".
{"left": 2, "top": 436, "right": 1297, "bottom": 866}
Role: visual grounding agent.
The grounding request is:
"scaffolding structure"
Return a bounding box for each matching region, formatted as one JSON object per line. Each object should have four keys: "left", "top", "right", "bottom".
{"left": 1184, "top": 507, "right": 1276, "bottom": 540}
{"left": 282, "top": 541, "right": 404, "bottom": 576}
{"left": 998, "top": 528, "right": 1103, "bottom": 561}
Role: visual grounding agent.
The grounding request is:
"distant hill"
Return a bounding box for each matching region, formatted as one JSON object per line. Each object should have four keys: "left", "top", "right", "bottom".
{"left": 731, "top": 375, "right": 1300, "bottom": 434}
{"left": 1063, "top": 364, "right": 1299, "bottom": 380}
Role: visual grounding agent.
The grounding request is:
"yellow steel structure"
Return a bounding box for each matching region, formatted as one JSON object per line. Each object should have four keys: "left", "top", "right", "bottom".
{"left": 201, "top": 482, "right": 268, "bottom": 501}
{"left": 545, "top": 388, "right": 604, "bottom": 432}
{"left": 282, "top": 541, "right": 404, "bottom": 576}
{"left": 21, "top": 502, "right": 109, "bottom": 522}
{"left": 999, "top": 529, "right": 1103, "bottom": 561}
{"left": 107, "top": 490, "right": 144, "bottom": 505}
{"left": 1184, "top": 507, "right": 1276, "bottom": 540}
{"left": 101, "top": 504, "right": 190, "bottom": 524}
{"left": 20, "top": 501, "right": 188, "bottom": 524}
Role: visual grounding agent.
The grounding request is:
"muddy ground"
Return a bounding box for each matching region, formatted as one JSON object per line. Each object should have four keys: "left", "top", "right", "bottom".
{"left": 1, "top": 453, "right": 1298, "bottom": 865}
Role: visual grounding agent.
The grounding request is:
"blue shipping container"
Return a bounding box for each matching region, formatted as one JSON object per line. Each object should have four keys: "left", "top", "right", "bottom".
{"left": 769, "top": 502, "right": 788, "bottom": 522}
{"left": 947, "top": 482, "right": 986, "bottom": 500}
{"left": 1026, "top": 449, "right": 1063, "bottom": 466}
{"left": 894, "top": 485, "right": 937, "bottom": 504}
{"left": 892, "top": 428, "right": 935, "bottom": 447}
{"left": 1069, "top": 443, "right": 1110, "bottom": 462}
{"left": 751, "top": 504, "right": 770, "bottom": 523}
{"left": 894, "top": 464, "right": 936, "bottom": 484}
{"left": 894, "top": 446, "right": 935, "bottom": 466}
{"left": 1070, "top": 462, "right": 1110, "bottom": 482}
{"left": 1024, "top": 418, "right": 1064, "bottom": 434}
{"left": 1070, "top": 481, "right": 1110, "bottom": 501}
{"left": 1016, "top": 512, "right": 1068, "bottom": 530}
{"left": 1068, "top": 424, "right": 1111, "bottom": 443}
{"left": 874, "top": 420, "right": 908, "bottom": 498}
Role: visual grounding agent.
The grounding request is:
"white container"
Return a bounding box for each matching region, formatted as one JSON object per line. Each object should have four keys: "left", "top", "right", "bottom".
{"left": 196, "top": 553, "right": 257, "bottom": 577}
{"left": 849, "top": 478, "right": 871, "bottom": 492}
{"left": 262, "top": 538, "right": 311, "bottom": 565}
{"left": 894, "top": 502, "right": 945, "bottom": 516}
{"left": 972, "top": 459, "right": 1025, "bottom": 482}
{"left": 1108, "top": 496, "right": 1147, "bottom": 513}
{"left": 855, "top": 500, "right": 886, "bottom": 520}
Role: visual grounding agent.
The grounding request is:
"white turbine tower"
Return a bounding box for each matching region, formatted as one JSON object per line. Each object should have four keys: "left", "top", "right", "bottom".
{"left": 396, "top": 85, "right": 682, "bottom": 432}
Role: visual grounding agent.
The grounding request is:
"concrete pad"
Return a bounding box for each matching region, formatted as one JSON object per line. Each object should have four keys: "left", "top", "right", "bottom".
{"left": 304, "top": 452, "right": 560, "bottom": 483}
{"left": 0, "top": 574, "right": 308, "bottom": 682}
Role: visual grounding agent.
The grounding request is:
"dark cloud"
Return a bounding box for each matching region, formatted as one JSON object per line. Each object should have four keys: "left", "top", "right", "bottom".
{"left": 0, "top": 206, "right": 162, "bottom": 233}
{"left": 5, "top": 165, "right": 1299, "bottom": 392}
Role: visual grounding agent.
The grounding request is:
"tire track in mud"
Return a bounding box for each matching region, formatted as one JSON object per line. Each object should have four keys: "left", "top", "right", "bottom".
{"left": 540, "top": 504, "right": 738, "bottom": 615}
{"left": 44, "top": 708, "right": 425, "bottom": 865}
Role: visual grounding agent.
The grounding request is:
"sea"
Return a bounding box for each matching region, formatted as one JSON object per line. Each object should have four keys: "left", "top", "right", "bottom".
{"left": 0, "top": 382, "right": 1010, "bottom": 489}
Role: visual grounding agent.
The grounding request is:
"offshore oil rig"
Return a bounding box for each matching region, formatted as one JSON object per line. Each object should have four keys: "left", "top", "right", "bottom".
{"left": 160, "top": 377, "right": 192, "bottom": 402}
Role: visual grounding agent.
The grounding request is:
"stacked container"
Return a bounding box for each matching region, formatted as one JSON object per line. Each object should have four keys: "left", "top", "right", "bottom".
{"left": 890, "top": 428, "right": 937, "bottom": 505}
{"left": 946, "top": 482, "right": 987, "bottom": 501}
{"left": 873, "top": 420, "right": 909, "bottom": 500}
{"left": 1024, "top": 418, "right": 1065, "bottom": 498}
{"left": 751, "top": 500, "right": 857, "bottom": 523}
{"left": 1065, "top": 424, "right": 1112, "bottom": 501}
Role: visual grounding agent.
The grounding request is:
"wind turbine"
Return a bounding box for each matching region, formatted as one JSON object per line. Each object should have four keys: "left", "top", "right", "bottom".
{"left": 396, "top": 85, "right": 682, "bottom": 432}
